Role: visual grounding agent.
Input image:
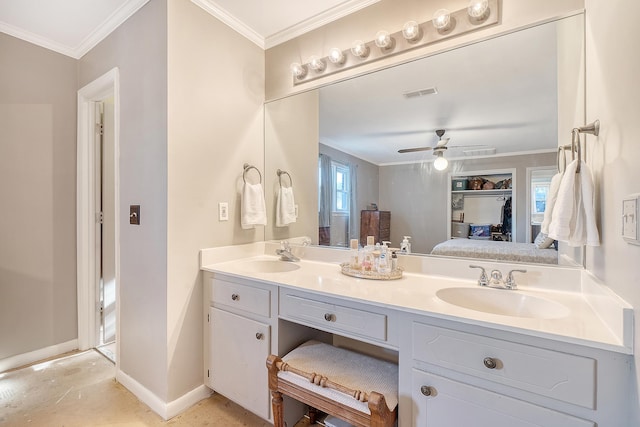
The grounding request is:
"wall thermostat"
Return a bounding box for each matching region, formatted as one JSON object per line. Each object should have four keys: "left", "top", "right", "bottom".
{"left": 622, "top": 194, "right": 640, "bottom": 245}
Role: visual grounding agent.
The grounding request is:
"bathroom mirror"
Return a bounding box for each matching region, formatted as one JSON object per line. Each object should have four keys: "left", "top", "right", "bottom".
{"left": 264, "top": 14, "right": 585, "bottom": 266}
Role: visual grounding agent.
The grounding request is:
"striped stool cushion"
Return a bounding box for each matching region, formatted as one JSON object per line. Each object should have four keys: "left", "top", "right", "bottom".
{"left": 277, "top": 340, "right": 398, "bottom": 414}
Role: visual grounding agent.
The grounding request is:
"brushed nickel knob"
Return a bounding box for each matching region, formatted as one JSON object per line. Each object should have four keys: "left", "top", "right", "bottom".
{"left": 483, "top": 357, "right": 497, "bottom": 369}
{"left": 324, "top": 313, "right": 334, "bottom": 321}
{"left": 420, "top": 385, "right": 432, "bottom": 396}
{"left": 255, "top": 332, "right": 263, "bottom": 340}
{"left": 231, "top": 294, "right": 239, "bottom": 301}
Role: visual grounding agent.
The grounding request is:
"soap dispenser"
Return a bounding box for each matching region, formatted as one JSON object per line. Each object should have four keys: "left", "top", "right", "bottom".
{"left": 400, "top": 236, "right": 412, "bottom": 254}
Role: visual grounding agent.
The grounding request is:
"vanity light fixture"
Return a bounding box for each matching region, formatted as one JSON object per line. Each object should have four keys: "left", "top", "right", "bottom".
{"left": 351, "top": 40, "right": 370, "bottom": 59}
{"left": 290, "top": 62, "right": 307, "bottom": 79}
{"left": 402, "top": 21, "right": 422, "bottom": 43}
{"left": 328, "top": 47, "right": 346, "bottom": 65}
{"left": 433, "top": 150, "right": 449, "bottom": 171}
{"left": 290, "top": 0, "right": 499, "bottom": 86}
{"left": 467, "top": 0, "right": 490, "bottom": 21}
{"left": 432, "top": 9, "right": 452, "bottom": 32}
{"left": 309, "top": 56, "right": 327, "bottom": 72}
{"left": 375, "top": 30, "right": 395, "bottom": 51}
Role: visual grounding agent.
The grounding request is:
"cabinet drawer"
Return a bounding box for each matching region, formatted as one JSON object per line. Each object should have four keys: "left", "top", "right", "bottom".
{"left": 211, "top": 278, "right": 270, "bottom": 317}
{"left": 412, "top": 323, "right": 596, "bottom": 409}
{"left": 280, "top": 292, "right": 387, "bottom": 342}
{"left": 411, "top": 369, "right": 594, "bottom": 427}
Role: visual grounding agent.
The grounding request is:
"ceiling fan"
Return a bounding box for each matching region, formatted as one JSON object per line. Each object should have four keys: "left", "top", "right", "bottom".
{"left": 398, "top": 129, "right": 487, "bottom": 170}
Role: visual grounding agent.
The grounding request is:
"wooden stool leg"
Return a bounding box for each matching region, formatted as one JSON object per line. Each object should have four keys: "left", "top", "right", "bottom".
{"left": 308, "top": 406, "right": 319, "bottom": 424}
{"left": 271, "top": 390, "right": 284, "bottom": 427}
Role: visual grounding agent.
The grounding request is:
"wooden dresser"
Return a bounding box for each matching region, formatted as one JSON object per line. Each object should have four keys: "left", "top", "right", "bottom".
{"left": 360, "top": 210, "right": 390, "bottom": 246}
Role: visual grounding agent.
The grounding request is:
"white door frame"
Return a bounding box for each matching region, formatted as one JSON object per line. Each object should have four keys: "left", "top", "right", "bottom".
{"left": 77, "top": 68, "right": 120, "bottom": 355}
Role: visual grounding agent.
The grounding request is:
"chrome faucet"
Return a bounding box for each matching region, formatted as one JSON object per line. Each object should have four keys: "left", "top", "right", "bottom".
{"left": 469, "top": 265, "right": 527, "bottom": 290}
{"left": 276, "top": 241, "right": 300, "bottom": 262}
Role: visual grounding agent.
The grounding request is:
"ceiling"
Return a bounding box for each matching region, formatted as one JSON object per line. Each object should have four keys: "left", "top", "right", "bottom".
{"left": 319, "top": 20, "right": 561, "bottom": 166}
{"left": 0, "top": 0, "right": 378, "bottom": 58}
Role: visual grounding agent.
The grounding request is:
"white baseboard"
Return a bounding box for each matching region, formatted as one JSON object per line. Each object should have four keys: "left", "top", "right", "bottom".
{"left": 0, "top": 339, "right": 78, "bottom": 373}
{"left": 116, "top": 368, "right": 212, "bottom": 420}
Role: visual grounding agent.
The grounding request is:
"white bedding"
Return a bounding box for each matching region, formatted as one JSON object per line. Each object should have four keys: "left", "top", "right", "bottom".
{"left": 431, "top": 238, "right": 558, "bottom": 264}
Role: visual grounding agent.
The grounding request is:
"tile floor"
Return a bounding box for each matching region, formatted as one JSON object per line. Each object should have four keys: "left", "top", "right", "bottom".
{"left": 0, "top": 350, "right": 276, "bottom": 426}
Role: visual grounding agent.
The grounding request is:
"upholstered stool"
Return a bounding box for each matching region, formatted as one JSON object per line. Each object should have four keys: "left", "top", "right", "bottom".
{"left": 266, "top": 340, "right": 398, "bottom": 427}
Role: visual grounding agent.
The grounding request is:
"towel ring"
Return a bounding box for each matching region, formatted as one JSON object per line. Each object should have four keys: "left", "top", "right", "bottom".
{"left": 277, "top": 169, "right": 293, "bottom": 188}
{"left": 556, "top": 146, "right": 567, "bottom": 173}
{"left": 571, "top": 129, "right": 582, "bottom": 174}
{"left": 243, "top": 163, "right": 262, "bottom": 184}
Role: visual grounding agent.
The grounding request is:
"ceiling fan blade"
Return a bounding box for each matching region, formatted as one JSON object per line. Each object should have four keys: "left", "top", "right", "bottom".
{"left": 398, "top": 146, "right": 434, "bottom": 153}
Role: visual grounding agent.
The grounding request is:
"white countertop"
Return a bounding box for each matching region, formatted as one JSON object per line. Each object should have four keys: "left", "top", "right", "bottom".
{"left": 201, "top": 242, "right": 633, "bottom": 355}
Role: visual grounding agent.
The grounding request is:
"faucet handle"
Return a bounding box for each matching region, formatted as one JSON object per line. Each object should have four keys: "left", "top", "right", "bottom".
{"left": 469, "top": 265, "right": 489, "bottom": 286}
{"left": 506, "top": 269, "right": 527, "bottom": 289}
{"left": 280, "top": 240, "right": 291, "bottom": 251}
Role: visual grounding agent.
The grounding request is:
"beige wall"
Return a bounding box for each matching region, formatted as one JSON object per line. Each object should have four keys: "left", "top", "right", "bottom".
{"left": 167, "top": 0, "right": 265, "bottom": 401}
{"left": 265, "top": 0, "right": 584, "bottom": 100}
{"left": 78, "top": 0, "right": 169, "bottom": 400}
{"left": 0, "top": 33, "right": 77, "bottom": 360}
{"left": 585, "top": 0, "right": 640, "bottom": 419}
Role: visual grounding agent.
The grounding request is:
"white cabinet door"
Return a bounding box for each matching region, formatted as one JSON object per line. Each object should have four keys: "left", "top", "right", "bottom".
{"left": 411, "top": 369, "right": 594, "bottom": 427}
{"left": 210, "top": 307, "right": 271, "bottom": 421}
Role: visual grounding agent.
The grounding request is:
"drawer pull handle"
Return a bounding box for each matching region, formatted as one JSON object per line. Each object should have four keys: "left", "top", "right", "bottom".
{"left": 231, "top": 294, "right": 239, "bottom": 301}
{"left": 324, "top": 313, "right": 334, "bottom": 322}
{"left": 255, "top": 332, "right": 263, "bottom": 340}
{"left": 483, "top": 357, "right": 498, "bottom": 369}
{"left": 420, "top": 385, "right": 433, "bottom": 396}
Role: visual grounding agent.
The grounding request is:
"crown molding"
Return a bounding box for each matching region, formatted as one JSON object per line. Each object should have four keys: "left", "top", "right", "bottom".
{"left": 265, "top": 0, "right": 380, "bottom": 49}
{"left": 0, "top": 0, "right": 149, "bottom": 59}
{"left": 191, "top": 0, "right": 265, "bottom": 49}
{"left": 74, "top": 0, "right": 150, "bottom": 59}
{"left": 0, "top": 19, "right": 77, "bottom": 57}
{"left": 192, "top": 0, "right": 381, "bottom": 50}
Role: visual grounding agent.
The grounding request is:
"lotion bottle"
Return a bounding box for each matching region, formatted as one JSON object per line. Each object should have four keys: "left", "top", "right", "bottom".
{"left": 349, "top": 239, "right": 360, "bottom": 269}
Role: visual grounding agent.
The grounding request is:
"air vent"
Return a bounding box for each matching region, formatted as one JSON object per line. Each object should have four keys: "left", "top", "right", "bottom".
{"left": 403, "top": 87, "right": 438, "bottom": 99}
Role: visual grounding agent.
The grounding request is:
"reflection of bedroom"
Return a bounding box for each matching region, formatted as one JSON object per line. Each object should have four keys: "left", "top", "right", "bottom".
{"left": 319, "top": 142, "right": 556, "bottom": 256}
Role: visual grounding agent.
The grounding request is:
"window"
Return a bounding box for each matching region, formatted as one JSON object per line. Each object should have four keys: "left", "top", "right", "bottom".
{"left": 332, "top": 161, "right": 350, "bottom": 212}
{"left": 530, "top": 169, "right": 554, "bottom": 224}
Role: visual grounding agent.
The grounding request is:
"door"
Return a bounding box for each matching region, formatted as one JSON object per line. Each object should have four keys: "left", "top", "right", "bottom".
{"left": 97, "top": 98, "right": 116, "bottom": 345}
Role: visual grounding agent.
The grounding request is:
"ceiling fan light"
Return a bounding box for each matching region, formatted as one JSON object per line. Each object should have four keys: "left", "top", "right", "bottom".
{"left": 433, "top": 152, "right": 449, "bottom": 171}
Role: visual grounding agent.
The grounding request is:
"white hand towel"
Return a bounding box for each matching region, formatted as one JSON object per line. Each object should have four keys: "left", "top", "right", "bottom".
{"left": 241, "top": 182, "right": 267, "bottom": 229}
{"left": 548, "top": 160, "right": 578, "bottom": 243}
{"left": 276, "top": 186, "right": 297, "bottom": 227}
{"left": 541, "top": 171, "right": 563, "bottom": 234}
{"left": 548, "top": 160, "right": 600, "bottom": 246}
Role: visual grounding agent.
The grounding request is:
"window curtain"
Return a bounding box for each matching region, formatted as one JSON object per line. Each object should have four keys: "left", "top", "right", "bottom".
{"left": 318, "top": 154, "right": 332, "bottom": 228}
{"left": 348, "top": 162, "right": 358, "bottom": 240}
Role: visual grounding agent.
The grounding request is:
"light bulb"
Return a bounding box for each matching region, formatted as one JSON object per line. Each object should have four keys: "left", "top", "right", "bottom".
{"left": 350, "top": 40, "right": 370, "bottom": 59}
{"left": 432, "top": 9, "right": 452, "bottom": 31}
{"left": 467, "top": 0, "right": 489, "bottom": 20}
{"left": 309, "top": 56, "right": 326, "bottom": 72}
{"left": 374, "top": 30, "right": 395, "bottom": 51}
{"left": 402, "top": 21, "right": 422, "bottom": 42}
{"left": 328, "top": 47, "right": 345, "bottom": 65}
{"left": 433, "top": 154, "right": 449, "bottom": 171}
{"left": 290, "top": 62, "right": 307, "bottom": 79}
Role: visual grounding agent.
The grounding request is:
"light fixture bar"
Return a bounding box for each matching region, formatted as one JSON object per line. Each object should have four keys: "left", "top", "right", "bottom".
{"left": 291, "top": 0, "right": 499, "bottom": 86}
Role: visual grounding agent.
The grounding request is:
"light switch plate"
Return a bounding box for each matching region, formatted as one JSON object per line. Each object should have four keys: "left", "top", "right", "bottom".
{"left": 219, "top": 202, "right": 229, "bottom": 221}
{"left": 622, "top": 194, "right": 640, "bottom": 245}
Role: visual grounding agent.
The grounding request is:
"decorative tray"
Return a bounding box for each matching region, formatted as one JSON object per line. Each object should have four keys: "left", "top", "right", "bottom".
{"left": 339, "top": 262, "right": 403, "bottom": 280}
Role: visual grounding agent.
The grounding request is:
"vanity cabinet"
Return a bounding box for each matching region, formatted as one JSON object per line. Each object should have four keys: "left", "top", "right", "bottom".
{"left": 402, "top": 319, "right": 630, "bottom": 427}
{"left": 204, "top": 274, "right": 277, "bottom": 421}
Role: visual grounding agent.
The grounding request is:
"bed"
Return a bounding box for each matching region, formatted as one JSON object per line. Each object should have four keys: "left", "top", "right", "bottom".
{"left": 430, "top": 238, "right": 558, "bottom": 264}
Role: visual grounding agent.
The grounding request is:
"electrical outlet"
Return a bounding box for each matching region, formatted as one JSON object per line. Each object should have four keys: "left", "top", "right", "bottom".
{"left": 623, "top": 195, "right": 640, "bottom": 244}
{"left": 219, "top": 202, "right": 229, "bottom": 221}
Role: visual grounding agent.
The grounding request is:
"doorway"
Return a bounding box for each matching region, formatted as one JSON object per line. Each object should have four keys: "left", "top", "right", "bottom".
{"left": 77, "top": 68, "right": 120, "bottom": 366}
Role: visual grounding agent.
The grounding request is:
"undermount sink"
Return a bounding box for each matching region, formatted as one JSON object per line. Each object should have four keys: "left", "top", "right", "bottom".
{"left": 238, "top": 260, "right": 301, "bottom": 273}
{"left": 436, "top": 287, "right": 570, "bottom": 319}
